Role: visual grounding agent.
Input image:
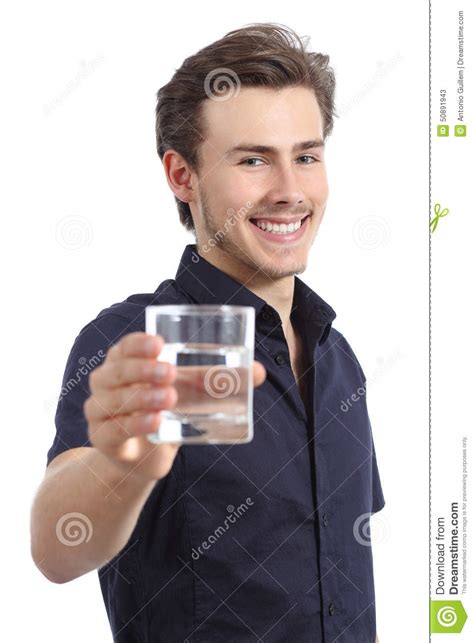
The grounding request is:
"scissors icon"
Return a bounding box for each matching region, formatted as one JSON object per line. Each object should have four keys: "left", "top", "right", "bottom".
{"left": 430, "top": 203, "right": 449, "bottom": 233}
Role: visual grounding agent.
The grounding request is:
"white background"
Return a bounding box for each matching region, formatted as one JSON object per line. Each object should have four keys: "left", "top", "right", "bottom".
{"left": 1, "top": 1, "right": 428, "bottom": 641}
{"left": 430, "top": 2, "right": 472, "bottom": 640}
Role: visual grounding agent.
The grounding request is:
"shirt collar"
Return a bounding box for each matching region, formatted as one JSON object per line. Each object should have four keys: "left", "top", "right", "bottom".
{"left": 173, "top": 244, "right": 336, "bottom": 345}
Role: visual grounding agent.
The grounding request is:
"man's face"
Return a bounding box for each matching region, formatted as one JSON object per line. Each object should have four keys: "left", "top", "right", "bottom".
{"left": 189, "top": 86, "right": 329, "bottom": 280}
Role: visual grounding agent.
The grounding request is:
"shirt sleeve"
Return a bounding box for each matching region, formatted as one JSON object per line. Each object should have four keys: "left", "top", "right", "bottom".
{"left": 338, "top": 332, "right": 386, "bottom": 515}
{"left": 370, "top": 430, "right": 385, "bottom": 514}
{"left": 358, "top": 363, "right": 386, "bottom": 514}
{"left": 46, "top": 313, "right": 134, "bottom": 468}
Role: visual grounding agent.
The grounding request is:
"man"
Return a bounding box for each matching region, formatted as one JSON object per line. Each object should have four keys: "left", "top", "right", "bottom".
{"left": 31, "top": 23, "right": 384, "bottom": 642}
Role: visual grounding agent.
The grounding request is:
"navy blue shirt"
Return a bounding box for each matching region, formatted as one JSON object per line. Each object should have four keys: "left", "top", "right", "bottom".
{"left": 47, "top": 243, "right": 385, "bottom": 642}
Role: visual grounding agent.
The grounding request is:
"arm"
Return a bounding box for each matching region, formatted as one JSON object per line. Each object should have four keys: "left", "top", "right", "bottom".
{"left": 31, "top": 331, "right": 267, "bottom": 584}
{"left": 30, "top": 446, "right": 158, "bottom": 583}
{"left": 30, "top": 332, "right": 181, "bottom": 584}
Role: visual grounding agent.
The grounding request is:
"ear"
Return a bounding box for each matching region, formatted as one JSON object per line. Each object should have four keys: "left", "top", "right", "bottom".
{"left": 162, "top": 149, "right": 195, "bottom": 205}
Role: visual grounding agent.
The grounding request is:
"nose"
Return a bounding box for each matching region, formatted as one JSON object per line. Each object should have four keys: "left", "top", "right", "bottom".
{"left": 265, "top": 163, "right": 305, "bottom": 207}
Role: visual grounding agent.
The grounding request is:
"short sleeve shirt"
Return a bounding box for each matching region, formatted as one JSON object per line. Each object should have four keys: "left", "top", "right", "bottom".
{"left": 46, "top": 243, "right": 385, "bottom": 642}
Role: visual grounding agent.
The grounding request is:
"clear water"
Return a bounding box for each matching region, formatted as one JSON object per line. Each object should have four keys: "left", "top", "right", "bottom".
{"left": 147, "top": 343, "right": 253, "bottom": 444}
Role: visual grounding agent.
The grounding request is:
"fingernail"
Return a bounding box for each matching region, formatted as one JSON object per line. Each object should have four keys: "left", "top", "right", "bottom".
{"left": 145, "top": 336, "right": 157, "bottom": 355}
{"left": 150, "top": 389, "right": 167, "bottom": 403}
{"left": 152, "top": 363, "right": 168, "bottom": 379}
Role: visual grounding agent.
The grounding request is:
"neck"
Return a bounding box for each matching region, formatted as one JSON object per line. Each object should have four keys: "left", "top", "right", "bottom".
{"left": 195, "top": 244, "right": 296, "bottom": 337}
{"left": 245, "top": 273, "right": 295, "bottom": 339}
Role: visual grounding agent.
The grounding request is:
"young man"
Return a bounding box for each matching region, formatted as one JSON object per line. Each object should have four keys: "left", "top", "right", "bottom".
{"left": 31, "top": 23, "right": 384, "bottom": 642}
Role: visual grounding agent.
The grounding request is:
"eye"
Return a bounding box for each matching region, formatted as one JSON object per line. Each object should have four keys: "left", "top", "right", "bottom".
{"left": 239, "top": 158, "right": 265, "bottom": 167}
{"left": 297, "top": 155, "right": 320, "bottom": 164}
{"left": 238, "top": 155, "right": 320, "bottom": 167}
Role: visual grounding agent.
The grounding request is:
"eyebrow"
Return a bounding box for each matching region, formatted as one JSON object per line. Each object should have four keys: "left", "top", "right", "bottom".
{"left": 225, "top": 139, "right": 325, "bottom": 157}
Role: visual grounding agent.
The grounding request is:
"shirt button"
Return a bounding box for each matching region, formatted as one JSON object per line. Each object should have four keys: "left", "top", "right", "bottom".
{"left": 275, "top": 354, "right": 285, "bottom": 365}
{"left": 322, "top": 514, "right": 329, "bottom": 527}
{"left": 328, "top": 603, "right": 336, "bottom": 616}
{"left": 262, "top": 310, "right": 273, "bottom": 321}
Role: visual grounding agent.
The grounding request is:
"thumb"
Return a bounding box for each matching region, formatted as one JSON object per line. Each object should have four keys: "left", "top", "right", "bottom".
{"left": 252, "top": 360, "right": 267, "bottom": 387}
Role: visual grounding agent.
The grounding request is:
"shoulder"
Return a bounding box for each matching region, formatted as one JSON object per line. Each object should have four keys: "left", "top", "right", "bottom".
{"left": 94, "top": 278, "right": 188, "bottom": 329}
{"left": 59, "top": 278, "right": 192, "bottom": 373}
{"left": 321, "top": 326, "right": 367, "bottom": 385}
{"left": 76, "top": 278, "right": 190, "bottom": 344}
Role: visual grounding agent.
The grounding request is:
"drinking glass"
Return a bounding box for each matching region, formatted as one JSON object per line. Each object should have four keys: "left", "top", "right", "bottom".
{"left": 145, "top": 304, "right": 255, "bottom": 444}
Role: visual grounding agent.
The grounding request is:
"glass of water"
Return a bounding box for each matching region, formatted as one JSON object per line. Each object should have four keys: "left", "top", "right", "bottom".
{"left": 145, "top": 304, "right": 255, "bottom": 445}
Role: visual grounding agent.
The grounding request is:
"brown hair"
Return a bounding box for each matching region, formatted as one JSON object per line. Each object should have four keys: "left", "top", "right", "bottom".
{"left": 155, "top": 22, "right": 337, "bottom": 235}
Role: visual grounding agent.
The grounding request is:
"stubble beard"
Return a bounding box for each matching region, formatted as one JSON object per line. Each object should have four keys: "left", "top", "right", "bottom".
{"left": 198, "top": 186, "right": 309, "bottom": 280}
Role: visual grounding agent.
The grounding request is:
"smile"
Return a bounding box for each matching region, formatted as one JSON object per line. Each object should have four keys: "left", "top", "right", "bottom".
{"left": 248, "top": 214, "right": 311, "bottom": 242}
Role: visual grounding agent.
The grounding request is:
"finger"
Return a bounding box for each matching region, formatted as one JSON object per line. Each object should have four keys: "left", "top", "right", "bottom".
{"left": 84, "top": 385, "right": 177, "bottom": 421}
{"left": 89, "top": 411, "right": 163, "bottom": 449}
{"left": 107, "top": 332, "right": 164, "bottom": 363}
{"left": 91, "top": 358, "right": 177, "bottom": 390}
{"left": 252, "top": 361, "right": 267, "bottom": 387}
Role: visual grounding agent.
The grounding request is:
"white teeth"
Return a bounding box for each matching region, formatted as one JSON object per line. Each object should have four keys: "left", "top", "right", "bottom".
{"left": 255, "top": 219, "right": 302, "bottom": 233}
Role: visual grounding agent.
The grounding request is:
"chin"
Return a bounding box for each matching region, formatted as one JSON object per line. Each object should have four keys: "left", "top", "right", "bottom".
{"left": 263, "top": 256, "right": 308, "bottom": 278}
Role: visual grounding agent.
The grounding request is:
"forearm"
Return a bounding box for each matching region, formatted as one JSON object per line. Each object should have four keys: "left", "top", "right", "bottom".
{"left": 30, "top": 447, "right": 156, "bottom": 583}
